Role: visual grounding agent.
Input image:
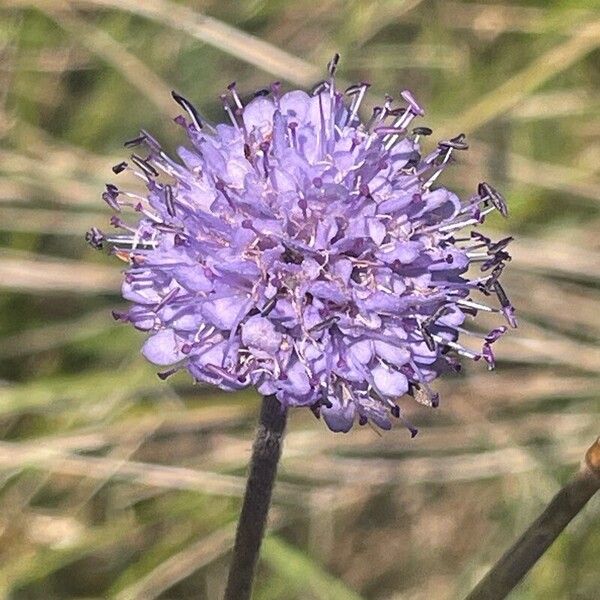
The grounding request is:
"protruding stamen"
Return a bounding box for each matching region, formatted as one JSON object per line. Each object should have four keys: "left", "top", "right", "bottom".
{"left": 424, "top": 305, "right": 452, "bottom": 328}
{"left": 420, "top": 323, "right": 436, "bottom": 351}
{"left": 102, "top": 184, "right": 121, "bottom": 211}
{"left": 153, "top": 222, "right": 183, "bottom": 233}
{"left": 227, "top": 82, "right": 244, "bottom": 110}
{"left": 365, "top": 106, "right": 383, "bottom": 130}
{"left": 164, "top": 184, "right": 176, "bottom": 217}
{"left": 85, "top": 227, "right": 105, "bottom": 249}
{"left": 311, "top": 80, "right": 329, "bottom": 96}
{"left": 288, "top": 122, "right": 298, "bottom": 149}
{"left": 411, "top": 382, "right": 439, "bottom": 408}
{"left": 433, "top": 334, "right": 480, "bottom": 360}
{"left": 260, "top": 141, "right": 271, "bottom": 178}
{"left": 105, "top": 234, "right": 157, "bottom": 250}
{"left": 478, "top": 182, "right": 508, "bottom": 217}
{"left": 457, "top": 299, "right": 498, "bottom": 313}
{"left": 309, "top": 316, "right": 340, "bottom": 334}
{"left": 401, "top": 90, "right": 425, "bottom": 116}
{"left": 260, "top": 297, "right": 277, "bottom": 317}
{"left": 112, "top": 161, "right": 128, "bottom": 174}
{"left": 270, "top": 81, "right": 282, "bottom": 99}
{"left": 347, "top": 82, "right": 370, "bottom": 124}
{"left": 482, "top": 343, "right": 495, "bottom": 370}
{"left": 124, "top": 134, "right": 146, "bottom": 148}
{"left": 171, "top": 91, "right": 203, "bottom": 130}
{"left": 327, "top": 53, "right": 340, "bottom": 77}
{"left": 131, "top": 154, "right": 159, "bottom": 178}
{"left": 488, "top": 236, "right": 513, "bottom": 254}
{"left": 383, "top": 106, "right": 416, "bottom": 149}
{"left": 140, "top": 129, "right": 162, "bottom": 151}
{"left": 485, "top": 326, "right": 507, "bottom": 343}
{"left": 413, "top": 126, "right": 433, "bottom": 137}
{"left": 374, "top": 126, "right": 407, "bottom": 136}
{"left": 157, "top": 368, "right": 178, "bottom": 380}
{"left": 439, "top": 133, "right": 468, "bottom": 150}
{"left": 481, "top": 250, "right": 511, "bottom": 272}
{"left": 221, "top": 95, "right": 240, "bottom": 131}
{"left": 422, "top": 144, "right": 455, "bottom": 188}
{"left": 502, "top": 305, "right": 518, "bottom": 328}
{"left": 155, "top": 287, "right": 179, "bottom": 312}
{"left": 492, "top": 281, "right": 511, "bottom": 309}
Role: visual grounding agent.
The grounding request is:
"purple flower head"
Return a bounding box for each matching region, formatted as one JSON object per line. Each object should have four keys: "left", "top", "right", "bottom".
{"left": 90, "top": 57, "right": 515, "bottom": 434}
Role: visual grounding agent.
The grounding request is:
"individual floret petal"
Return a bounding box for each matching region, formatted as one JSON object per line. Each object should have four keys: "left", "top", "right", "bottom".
{"left": 372, "top": 364, "right": 409, "bottom": 397}
{"left": 322, "top": 396, "right": 356, "bottom": 433}
{"left": 241, "top": 315, "right": 283, "bottom": 354}
{"left": 142, "top": 329, "right": 185, "bottom": 365}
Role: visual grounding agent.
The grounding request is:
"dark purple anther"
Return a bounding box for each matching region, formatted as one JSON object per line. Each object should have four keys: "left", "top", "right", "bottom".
{"left": 171, "top": 90, "right": 203, "bottom": 130}
{"left": 327, "top": 53, "right": 340, "bottom": 77}
{"left": 124, "top": 134, "right": 146, "bottom": 148}
{"left": 345, "top": 84, "right": 362, "bottom": 96}
{"left": 131, "top": 154, "right": 158, "bottom": 178}
{"left": 478, "top": 182, "right": 508, "bottom": 217}
{"left": 492, "top": 281, "right": 511, "bottom": 308}
{"left": 164, "top": 184, "right": 176, "bottom": 217}
{"left": 173, "top": 233, "right": 189, "bottom": 246}
{"left": 157, "top": 368, "right": 178, "bottom": 380}
{"left": 85, "top": 227, "right": 105, "bottom": 249}
{"left": 501, "top": 305, "right": 518, "bottom": 328}
{"left": 401, "top": 90, "right": 425, "bottom": 116}
{"left": 488, "top": 236, "right": 513, "bottom": 254}
{"left": 481, "top": 250, "right": 511, "bottom": 271}
{"left": 482, "top": 342, "right": 495, "bottom": 370}
{"left": 270, "top": 81, "right": 282, "bottom": 98}
{"left": 485, "top": 326, "right": 508, "bottom": 343}
{"left": 412, "top": 126, "right": 433, "bottom": 136}
{"left": 309, "top": 316, "right": 339, "bottom": 333}
{"left": 112, "top": 161, "right": 128, "bottom": 174}
{"left": 102, "top": 189, "right": 120, "bottom": 211}
{"left": 421, "top": 324, "right": 436, "bottom": 351}
{"left": 439, "top": 133, "right": 468, "bottom": 150}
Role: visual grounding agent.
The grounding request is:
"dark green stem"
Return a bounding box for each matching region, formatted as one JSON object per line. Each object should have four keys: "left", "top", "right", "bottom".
{"left": 224, "top": 395, "right": 288, "bottom": 600}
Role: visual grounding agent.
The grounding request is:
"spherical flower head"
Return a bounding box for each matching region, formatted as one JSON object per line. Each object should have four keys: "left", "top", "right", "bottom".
{"left": 90, "top": 57, "right": 516, "bottom": 435}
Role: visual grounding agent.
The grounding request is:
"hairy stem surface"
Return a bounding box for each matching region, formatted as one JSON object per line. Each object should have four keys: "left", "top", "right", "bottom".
{"left": 224, "top": 395, "right": 287, "bottom": 600}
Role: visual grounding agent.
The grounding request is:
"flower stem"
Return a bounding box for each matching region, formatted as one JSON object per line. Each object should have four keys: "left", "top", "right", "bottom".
{"left": 224, "top": 394, "right": 288, "bottom": 600}
{"left": 465, "top": 438, "right": 600, "bottom": 600}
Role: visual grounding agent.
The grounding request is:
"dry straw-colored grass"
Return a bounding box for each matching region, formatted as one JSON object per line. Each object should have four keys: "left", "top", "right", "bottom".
{"left": 0, "top": 1, "right": 598, "bottom": 598}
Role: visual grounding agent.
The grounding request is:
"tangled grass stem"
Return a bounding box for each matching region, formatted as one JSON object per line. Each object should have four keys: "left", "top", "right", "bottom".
{"left": 465, "top": 438, "right": 600, "bottom": 600}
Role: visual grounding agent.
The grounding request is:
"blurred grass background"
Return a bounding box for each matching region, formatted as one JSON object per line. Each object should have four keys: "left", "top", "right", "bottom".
{"left": 0, "top": 0, "right": 599, "bottom": 598}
